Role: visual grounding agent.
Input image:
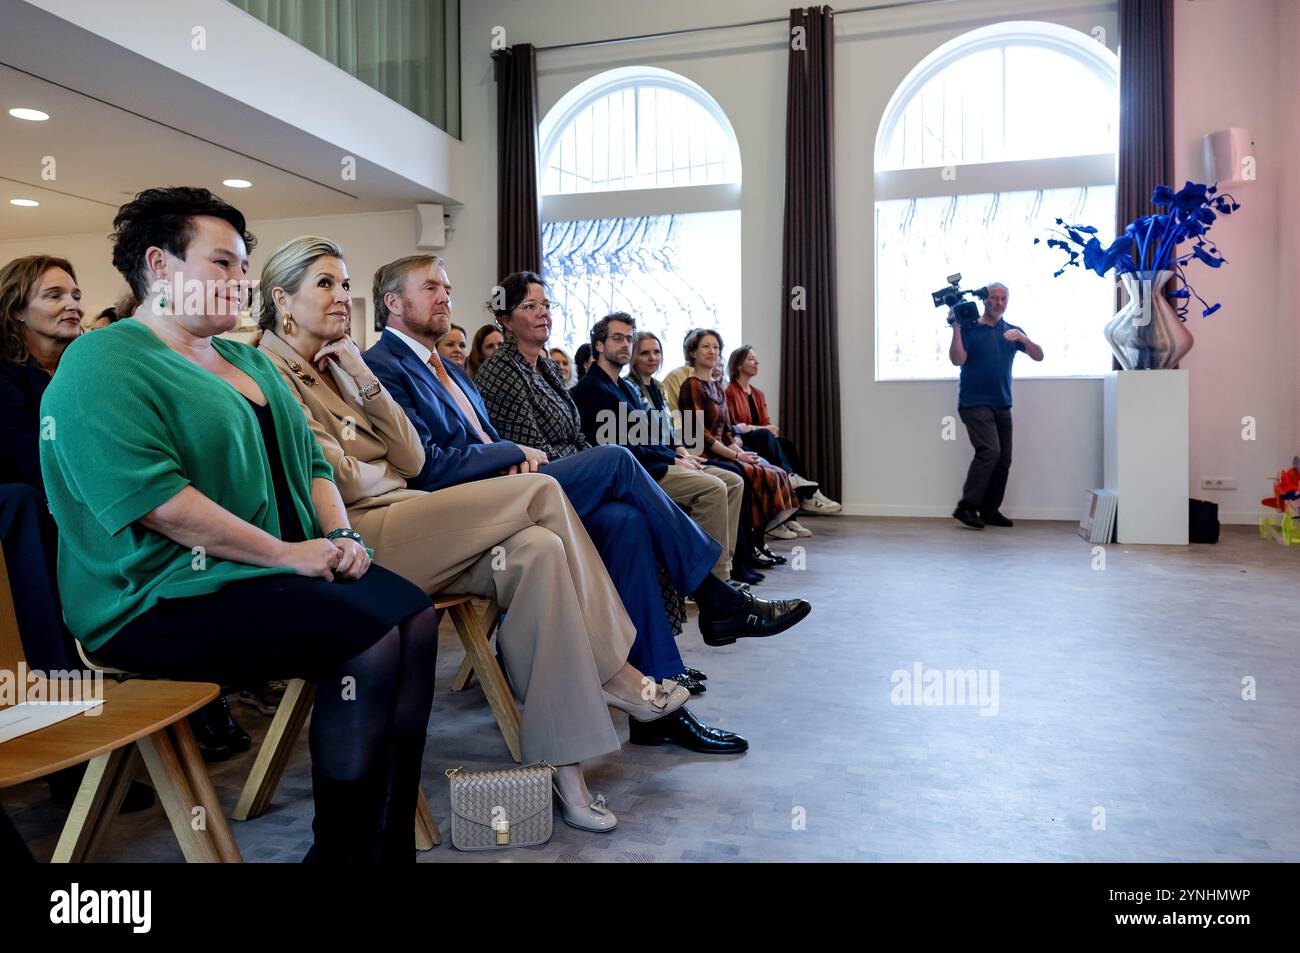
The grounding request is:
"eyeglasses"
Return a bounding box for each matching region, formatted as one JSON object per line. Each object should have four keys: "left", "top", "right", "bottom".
{"left": 606, "top": 332, "right": 633, "bottom": 344}
{"left": 515, "top": 300, "right": 551, "bottom": 313}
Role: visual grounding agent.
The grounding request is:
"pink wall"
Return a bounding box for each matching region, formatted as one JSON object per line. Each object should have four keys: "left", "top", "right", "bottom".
{"left": 1284, "top": 0, "right": 1300, "bottom": 459}
{"left": 1172, "top": 0, "right": 1296, "bottom": 518}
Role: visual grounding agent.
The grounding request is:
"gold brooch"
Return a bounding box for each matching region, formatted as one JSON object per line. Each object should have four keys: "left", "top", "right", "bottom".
{"left": 288, "top": 361, "right": 317, "bottom": 386}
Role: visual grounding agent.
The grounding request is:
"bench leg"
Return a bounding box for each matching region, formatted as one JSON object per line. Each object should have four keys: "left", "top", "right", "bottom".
{"left": 171, "top": 719, "right": 242, "bottom": 862}
{"left": 449, "top": 600, "right": 522, "bottom": 763}
{"left": 414, "top": 786, "right": 440, "bottom": 850}
{"left": 137, "top": 727, "right": 225, "bottom": 863}
{"left": 449, "top": 654, "right": 476, "bottom": 692}
{"left": 51, "top": 745, "right": 138, "bottom": 862}
{"left": 234, "top": 678, "right": 314, "bottom": 820}
{"left": 449, "top": 601, "right": 503, "bottom": 691}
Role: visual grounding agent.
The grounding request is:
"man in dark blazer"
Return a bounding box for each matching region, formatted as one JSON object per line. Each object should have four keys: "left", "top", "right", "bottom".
{"left": 572, "top": 312, "right": 741, "bottom": 584}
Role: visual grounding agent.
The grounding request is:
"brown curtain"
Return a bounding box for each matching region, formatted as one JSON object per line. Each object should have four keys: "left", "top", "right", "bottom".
{"left": 780, "top": 5, "right": 841, "bottom": 501}
{"left": 1117, "top": 0, "right": 1174, "bottom": 226}
{"left": 1115, "top": 0, "right": 1174, "bottom": 366}
{"left": 492, "top": 44, "right": 542, "bottom": 278}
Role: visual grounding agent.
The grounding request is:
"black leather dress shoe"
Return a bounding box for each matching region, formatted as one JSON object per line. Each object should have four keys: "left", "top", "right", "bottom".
{"left": 217, "top": 695, "right": 252, "bottom": 752}
{"left": 758, "top": 545, "right": 787, "bottom": 565}
{"left": 698, "top": 591, "right": 812, "bottom": 647}
{"left": 628, "top": 707, "right": 748, "bottom": 753}
{"left": 981, "top": 510, "right": 1014, "bottom": 527}
{"left": 188, "top": 712, "right": 234, "bottom": 762}
{"left": 683, "top": 666, "right": 708, "bottom": 682}
{"left": 750, "top": 550, "right": 778, "bottom": 569}
{"left": 952, "top": 506, "right": 985, "bottom": 529}
{"left": 189, "top": 696, "right": 252, "bottom": 761}
{"left": 667, "top": 671, "right": 706, "bottom": 695}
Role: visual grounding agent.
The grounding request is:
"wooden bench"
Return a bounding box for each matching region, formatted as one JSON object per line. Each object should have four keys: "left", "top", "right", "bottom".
{"left": 0, "top": 547, "right": 240, "bottom": 862}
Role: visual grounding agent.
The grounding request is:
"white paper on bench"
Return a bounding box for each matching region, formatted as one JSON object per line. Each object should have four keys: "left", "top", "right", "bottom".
{"left": 0, "top": 699, "right": 105, "bottom": 744}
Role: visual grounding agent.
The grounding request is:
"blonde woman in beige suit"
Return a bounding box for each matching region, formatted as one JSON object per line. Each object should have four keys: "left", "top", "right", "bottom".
{"left": 256, "top": 237, "right": 687, "bottom": 832}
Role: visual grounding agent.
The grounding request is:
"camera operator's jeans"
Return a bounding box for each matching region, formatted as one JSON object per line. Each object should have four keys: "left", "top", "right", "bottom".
{"left": 958, "top": 405, "right": 1013, "bottom": 513}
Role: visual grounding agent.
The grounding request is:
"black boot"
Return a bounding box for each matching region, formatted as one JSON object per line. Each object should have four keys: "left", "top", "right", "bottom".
{"left": 305, "top": 763, "right": 388, "bottom": 864}
{"left": 378, "top": 737, "right": 428, "bottom": 864}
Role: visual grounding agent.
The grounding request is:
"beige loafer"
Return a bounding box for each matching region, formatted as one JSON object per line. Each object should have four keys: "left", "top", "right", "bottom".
{"left": 604, "top": 678, "right": 690, "bottom": 723}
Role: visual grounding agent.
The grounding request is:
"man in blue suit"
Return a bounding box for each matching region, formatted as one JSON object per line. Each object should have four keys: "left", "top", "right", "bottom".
{"left": 364, "top": 258, "right": 811, "bottom": 751}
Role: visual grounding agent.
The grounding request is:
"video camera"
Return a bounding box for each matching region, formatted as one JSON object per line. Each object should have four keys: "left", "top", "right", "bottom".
{"left": 931, "top": 273, "right": 989, "bottom": 327}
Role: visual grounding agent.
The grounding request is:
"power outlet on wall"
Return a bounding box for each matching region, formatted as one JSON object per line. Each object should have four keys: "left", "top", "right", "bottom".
{"left": 1200, "top": 477, "right": 1237, "bottom": 491}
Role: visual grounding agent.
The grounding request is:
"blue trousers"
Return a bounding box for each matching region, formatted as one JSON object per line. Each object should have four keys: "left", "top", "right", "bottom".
{"left": 539, "top": 446, "right": 720, "bottom": 679}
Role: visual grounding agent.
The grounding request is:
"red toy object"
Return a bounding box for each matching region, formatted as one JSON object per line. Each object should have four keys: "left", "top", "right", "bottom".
{"left": 1260, "top": 458, "right": 1300, "bottom": 516}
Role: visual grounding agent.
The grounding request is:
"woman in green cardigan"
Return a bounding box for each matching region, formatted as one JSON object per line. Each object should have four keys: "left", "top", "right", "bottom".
{"left": 38, "top": 187, "right": 438, "bottom": 863}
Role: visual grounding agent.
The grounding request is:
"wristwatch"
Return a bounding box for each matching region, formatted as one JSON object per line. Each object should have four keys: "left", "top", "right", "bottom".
{"left": 358, "top": 378, "right": 382, "bottom": 400}
{"left": 326, "top": 527, "right": 365, "bottom": 547}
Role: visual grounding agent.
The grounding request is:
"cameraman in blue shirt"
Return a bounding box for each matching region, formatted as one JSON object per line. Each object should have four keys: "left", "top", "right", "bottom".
{"left": 948, "top": 282, "right": 1044, "bottom": 529}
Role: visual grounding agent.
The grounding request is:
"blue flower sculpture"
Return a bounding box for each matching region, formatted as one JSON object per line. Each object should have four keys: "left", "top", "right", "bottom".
{"left": 1035, "top": 181, "right": 1241, "bottom": 318}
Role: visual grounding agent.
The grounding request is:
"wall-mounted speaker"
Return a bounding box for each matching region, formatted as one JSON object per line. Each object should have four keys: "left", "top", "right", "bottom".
{"left": 415, "top": 203, "right": 446, "bottom": 249}
{"left": 1202, "top": 128, "right": 1255, "bottom": 186}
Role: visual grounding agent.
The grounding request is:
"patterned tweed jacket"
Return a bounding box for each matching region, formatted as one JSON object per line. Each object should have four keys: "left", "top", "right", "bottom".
{"left": 474, "top": 338, "right": 591, "bottom": 459}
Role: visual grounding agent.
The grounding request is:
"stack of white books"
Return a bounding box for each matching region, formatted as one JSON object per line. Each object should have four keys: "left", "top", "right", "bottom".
{"left": 1079, "top": 489, "right": 1117, "bottom": 544}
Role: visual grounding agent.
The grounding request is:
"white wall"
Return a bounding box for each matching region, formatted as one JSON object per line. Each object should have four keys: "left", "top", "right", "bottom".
{"left": 455, "top": 0, "right": 1117, "bottom": 519}
{"left": 452, "top": 0, "right": 1300, "bottom": 522}
{"left": 1172, "top": 0, "right": 1296, "bottom": 520}
{"left": 0, "top": 209, "right": 426, "bottom": 349}
{"left": 24, "top": 0, "right": 463, "bottom": 203}
{"left": 11, "top": 0, "right": 1290, "bottom": 521}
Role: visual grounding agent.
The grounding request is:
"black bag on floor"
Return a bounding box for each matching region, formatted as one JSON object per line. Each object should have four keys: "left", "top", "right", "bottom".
{"left": 1189, "top": 498, "right": 1220, "bottom": 544}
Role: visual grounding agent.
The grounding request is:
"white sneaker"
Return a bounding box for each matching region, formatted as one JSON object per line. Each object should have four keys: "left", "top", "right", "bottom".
{"left": 767, "top": 523, "right": 798, "bottom": 540}
{"left": 785, "top": 519, "right": 813, "bottom": 537}
{"left": 800, "top": 491, "right": 842, "bottom": 515}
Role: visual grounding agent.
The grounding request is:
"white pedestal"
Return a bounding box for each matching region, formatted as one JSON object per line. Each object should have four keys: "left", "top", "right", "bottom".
{"left": 1103, "top": 370, "right": 1189, "bottom": 544}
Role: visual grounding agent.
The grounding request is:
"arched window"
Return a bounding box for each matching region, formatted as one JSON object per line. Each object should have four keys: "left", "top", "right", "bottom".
{"left": 539, "top": 67, "right": 742, "bottom": 371}
{"left": 874, "top": 21, "right": 1119, "bottom": 380}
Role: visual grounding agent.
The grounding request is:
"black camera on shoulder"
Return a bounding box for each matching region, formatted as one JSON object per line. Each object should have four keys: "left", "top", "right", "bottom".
{"left": 932, "top": 273, "right": 989, "bottom": 327}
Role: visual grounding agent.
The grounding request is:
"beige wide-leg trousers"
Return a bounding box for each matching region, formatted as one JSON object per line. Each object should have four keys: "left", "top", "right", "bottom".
{"left": 351, "top": 473, "right": 636, "bottom": 765}
{"left": 656, "top": 465, "right": 743, "bottom": 579}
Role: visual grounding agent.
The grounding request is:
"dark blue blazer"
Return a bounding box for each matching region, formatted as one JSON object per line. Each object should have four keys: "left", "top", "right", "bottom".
{"left": 571, "top": 366, "right": 678, "bottom": 480}
{"left": 0, "top": 357, "right": 51, "bottom": 491}
{"left": 363, "top": 330, "right": 527, "bottom": 491}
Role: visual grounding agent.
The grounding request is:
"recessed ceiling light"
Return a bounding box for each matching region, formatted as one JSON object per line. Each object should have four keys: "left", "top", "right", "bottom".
{"left": 9, "top": 108, "right": 50, "bottom": 121}
{"left": 223, "top": 179, "right": 252, "bottom": 188}
{"left": 10, "top": 199, "right": 40, "bottom": 207}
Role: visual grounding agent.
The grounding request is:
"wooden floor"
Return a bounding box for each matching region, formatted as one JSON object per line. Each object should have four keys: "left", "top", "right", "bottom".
{"left": 7, "top": 517, "right": 1298, "bottom": 862}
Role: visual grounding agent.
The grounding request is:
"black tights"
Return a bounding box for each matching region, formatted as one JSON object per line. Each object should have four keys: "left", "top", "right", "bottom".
{"left": 310, "top": 607, "right": 440, "bottom": 782}
{"left": 306, "top": 607, "right": 439, "bottom": 863}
